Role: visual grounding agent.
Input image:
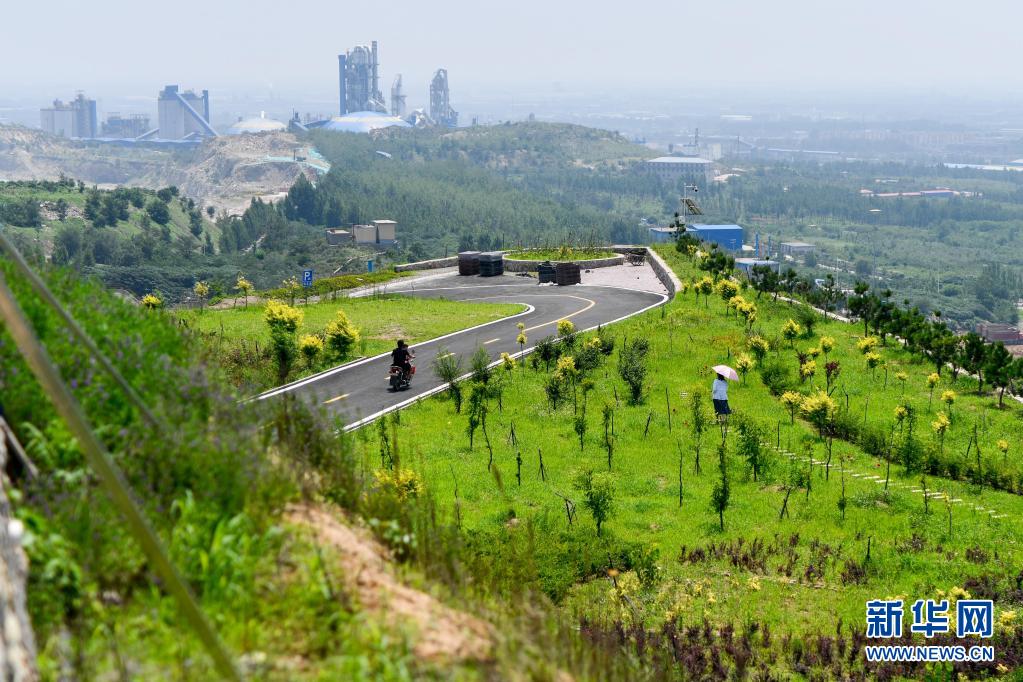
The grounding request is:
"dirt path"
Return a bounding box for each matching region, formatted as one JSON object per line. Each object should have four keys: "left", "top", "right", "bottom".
{"left": 285, "top": 504, "right": 495, "bottom": 665}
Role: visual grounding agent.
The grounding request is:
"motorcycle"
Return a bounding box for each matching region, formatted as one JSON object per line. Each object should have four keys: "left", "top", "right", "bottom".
{"left": 388, "top": 353, "right": 416, "bottom": 391}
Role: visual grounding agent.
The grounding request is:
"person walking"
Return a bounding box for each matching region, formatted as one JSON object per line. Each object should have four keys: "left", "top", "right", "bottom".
{"left": 712, "top": 373, "right": 731, "bottom": 418}
{"left": 710, "top": 364, "right": 738, "bottom": 440}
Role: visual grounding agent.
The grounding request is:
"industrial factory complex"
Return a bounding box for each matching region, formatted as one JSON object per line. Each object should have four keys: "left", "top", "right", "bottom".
{"left": 38, "top": 40, "right": 459, "bottom": 143}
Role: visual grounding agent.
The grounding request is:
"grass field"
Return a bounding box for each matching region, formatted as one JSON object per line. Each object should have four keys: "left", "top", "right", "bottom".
{"left": 362, "top": 244, "right": 1023, "bottom": 673}
{"left": 182, "top": 294, "right": 525, "bottom": 390}
{"left": 504, "top": 247, "right": 617, "bottom": 261}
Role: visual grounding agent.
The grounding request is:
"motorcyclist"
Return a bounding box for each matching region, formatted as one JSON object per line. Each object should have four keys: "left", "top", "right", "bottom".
{"left": 391, "top": 340, "right": 414, "bottom": 379}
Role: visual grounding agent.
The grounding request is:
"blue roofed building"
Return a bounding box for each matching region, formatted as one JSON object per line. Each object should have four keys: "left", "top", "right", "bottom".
{"left": 686, "top": 224, "right": 744, "bottom": 251}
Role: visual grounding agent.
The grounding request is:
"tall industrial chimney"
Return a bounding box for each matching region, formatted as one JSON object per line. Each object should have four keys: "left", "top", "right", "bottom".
{"left": 338, "top": 54, "right": 347, "bottom": 115}
{"left": 371, "top": 41, "right": 380, "bottom": 105}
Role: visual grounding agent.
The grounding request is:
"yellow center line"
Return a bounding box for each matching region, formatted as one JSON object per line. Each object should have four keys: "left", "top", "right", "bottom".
{"left": 323, "top": 393, "right": 349, "bottom": 404}
{"left": 436, "top": 352, "right": 454, "bottom": 359}
{"left": 523, "top": 296, "right": 597, "bottom": 333}
{"left": 483, "top": 338, "right": 500, "bottom": 345}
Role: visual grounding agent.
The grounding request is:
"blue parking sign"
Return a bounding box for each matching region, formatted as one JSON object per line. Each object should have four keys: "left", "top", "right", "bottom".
{"left": 302, "top": 269, "right": 313, "bottom": 288}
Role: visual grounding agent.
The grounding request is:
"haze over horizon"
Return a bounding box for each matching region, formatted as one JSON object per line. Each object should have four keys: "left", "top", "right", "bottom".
{"left": 3, "top": 0, "right": 1021, "bottom": 104}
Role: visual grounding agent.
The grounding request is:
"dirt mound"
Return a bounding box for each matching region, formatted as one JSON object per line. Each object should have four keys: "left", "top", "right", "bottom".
{"left": 285, "top": 504, "right": 495, "bottom": 665}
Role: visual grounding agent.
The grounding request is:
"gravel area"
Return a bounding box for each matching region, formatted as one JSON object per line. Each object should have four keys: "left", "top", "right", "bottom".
{"left": 576, "top": 262, "right": 668, "bottom": 294}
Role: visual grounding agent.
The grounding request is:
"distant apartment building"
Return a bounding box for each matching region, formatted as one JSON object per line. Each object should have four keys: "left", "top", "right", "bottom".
{"left": 40, "top": 93, "right": 97, "bottom": 138}
{"left": 644, "top": 156, "right": 712, "bottom": 189}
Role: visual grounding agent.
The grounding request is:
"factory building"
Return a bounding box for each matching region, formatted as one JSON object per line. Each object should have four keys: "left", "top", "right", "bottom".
{"left": 338, "top": 42, "right": 386, "bottom": 115}
{"left": 429, "top": 69, "right": 458, "bottom": 127}
{"left": 977, "top": 323, "right": 1023, "bottom": 345}
{"left": 779, "top": 241, "right": 815, "bottom": 256}
{"left": 686, "top": 224, "right": 745, "bottom": 251}
{"left": 648, "top": 226, "right": 679, "bottom": 243}
{"left": 40, "top": 93, "right": 97, "bottom": 139}
{"left": 736, "top": 258, "right": 780, "bottom": 276}
{"left": 390, "top": 75, "right": 407, "bottom": 118}
{"left": 157, "top": 85, "right": 217, "bottom": 140}
{"left": 101, "top": 113, "right": 151, "bottom": 139}
{"left": 645, "top": 156, "right": 712, "bottom": 188}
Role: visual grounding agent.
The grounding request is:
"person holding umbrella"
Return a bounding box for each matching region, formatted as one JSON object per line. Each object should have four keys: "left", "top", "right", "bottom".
{"left": 711, "top": 364, "right": 739, "bottom": 438}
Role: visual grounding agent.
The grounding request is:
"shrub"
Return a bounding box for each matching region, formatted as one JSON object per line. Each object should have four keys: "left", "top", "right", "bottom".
{"left": 576, "top": 336, "right": 604, "bottom": 373}
{"left": 534, "top": 335, "right": 560, "bottom": 371}
{"left": 324, "top": 309, "right": 360, "bottom": 359}
{"left": 618, "top": 338, "right": 650, "bottom": 404}
{"left": 747, "top": 335, "right": 770, "bottom": 362}
{"left": 298, "top": 334, "right": 323, "bottom": 365}
{"left": 264, "top": 300, "right": 303, "bottom": 334}
{"left": 557, "top": 319, "right": 576, "bottom": 348}
{"left": 432, "top": 347, "right": 465, "bottom": 412}
{"left": 782, "top": 319, "right": 801, "bottom": 346}
{"left": 716, "top": 278, "right": 740, "bottom": 304}
{"left": 372, "top": 467, "right": 424, "bottom": 501}
{"left": 857, "top": 336, "right": 880, "bottom": 354}
{"left": 735, "top": 353, "right": 755, "bottom": 383}
{"left": 596, "top": 326, "right": 615, "bottom": 355}
{"left": 574, "top": 470, "right": 615, "bottom": 536}
{"left": 781, "top": 391, "right": 803, "bottom": 424}
{"left": 760, "top": 358, "right": 795, "bottom": 396}
{"left": 799, "top": 360, "right": 817, "bottom": 384}
{"left": 470, "top": 345, "right": 492, "bottom": 384}
{"left": 800, "top": 391, "right": 837, "bottom": 438}
{"left": 234, "top": 275, "right": 254, "bottom": 307}
{"left": 793, "top": 305, "right": 819, "bottom": 336}
{"left": 141, "top": 293, "right": 163, "bottom": 310}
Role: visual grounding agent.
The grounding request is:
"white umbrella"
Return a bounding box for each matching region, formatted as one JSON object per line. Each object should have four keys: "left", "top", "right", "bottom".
{"left": 712, "top": 364, "right": 739, "bottom": 381}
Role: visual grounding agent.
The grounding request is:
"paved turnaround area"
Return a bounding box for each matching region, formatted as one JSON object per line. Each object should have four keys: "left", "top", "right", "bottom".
{"left": 257, "top": 268, "right": 668, "bottom": 429}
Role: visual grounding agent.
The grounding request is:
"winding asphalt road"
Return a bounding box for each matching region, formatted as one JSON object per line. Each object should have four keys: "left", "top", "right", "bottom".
{"left": 257, "top": 272, "right": 667, "bottom": 429}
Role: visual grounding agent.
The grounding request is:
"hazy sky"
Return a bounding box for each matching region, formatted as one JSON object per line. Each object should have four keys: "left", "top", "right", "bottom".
{"left": 3, "top": 0, "right": 1021, "bottom": 101}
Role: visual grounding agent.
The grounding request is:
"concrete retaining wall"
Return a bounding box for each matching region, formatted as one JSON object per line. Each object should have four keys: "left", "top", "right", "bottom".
{"left": 502, "top": 255, "right": 623, "bottom": 273}
{"left": 612, "top": 245, "right": 681, "bottom": 298}
{"left": 394, "top": 256, "right": 457, "bottom": 273}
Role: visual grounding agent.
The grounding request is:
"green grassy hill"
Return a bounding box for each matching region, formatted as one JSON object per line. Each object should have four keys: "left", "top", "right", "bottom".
{"left": 368, "top": 245, "right": 1023, "bottom": 678}
{"left": 5, "top": 240, "right": 1023, "bottom": 678}
{"left": 184, "top": 294, "right": 525, "bottom": 391}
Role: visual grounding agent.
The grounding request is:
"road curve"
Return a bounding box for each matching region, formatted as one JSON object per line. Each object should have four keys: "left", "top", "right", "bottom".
{"left": 257, "top": 272, "right": 667, "bottom": 429}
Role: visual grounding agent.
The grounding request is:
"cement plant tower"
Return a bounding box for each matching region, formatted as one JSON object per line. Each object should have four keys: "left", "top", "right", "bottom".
{"left": 338, "top": 41, "right": 387, "bottom": 115}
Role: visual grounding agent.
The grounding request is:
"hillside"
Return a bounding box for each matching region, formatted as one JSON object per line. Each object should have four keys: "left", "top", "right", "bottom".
{"left": 371, "top": 244, "right": 1023, "bottom": 678}
{"left": 4, "top": 232, "right": 1023, "bottom": 678}
{"left": 0, "top": 125, "right": 324, "bottom": 214}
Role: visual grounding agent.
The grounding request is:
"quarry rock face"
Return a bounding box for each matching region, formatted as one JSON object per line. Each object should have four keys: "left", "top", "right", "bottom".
{"left": 0, "top": 126, "right": 323, "bottom": 215}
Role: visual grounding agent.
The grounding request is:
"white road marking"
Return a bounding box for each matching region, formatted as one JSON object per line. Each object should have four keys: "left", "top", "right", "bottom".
{"left": 483, "top": 338, "right": 500, "bottom": 345}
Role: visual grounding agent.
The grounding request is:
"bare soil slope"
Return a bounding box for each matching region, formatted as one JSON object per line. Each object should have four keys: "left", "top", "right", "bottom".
{"left": 0, "top": 126, "right": 324, "bottom": 213}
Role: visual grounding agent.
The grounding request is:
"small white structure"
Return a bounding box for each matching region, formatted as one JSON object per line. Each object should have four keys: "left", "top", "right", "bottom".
{"left": 227, "top": 112, "right": 286, "bottom": 135}
{"left": 779, "top": 241, "right": 815, "bottom": 256}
